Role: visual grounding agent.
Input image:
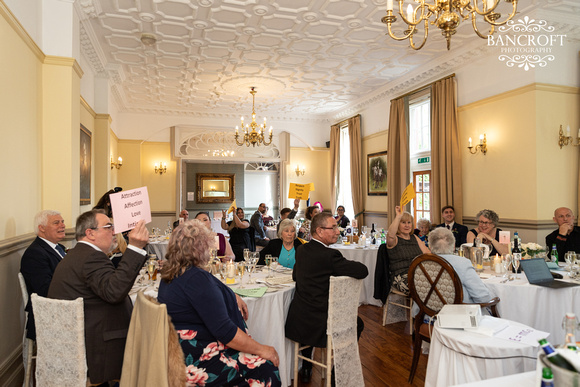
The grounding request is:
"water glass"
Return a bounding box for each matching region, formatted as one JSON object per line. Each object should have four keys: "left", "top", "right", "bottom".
{"left": 512, "top": 254, "right": 521, "bottom": 280}
{"left": 502, "top": 254, "right": 512, "bottom": 279}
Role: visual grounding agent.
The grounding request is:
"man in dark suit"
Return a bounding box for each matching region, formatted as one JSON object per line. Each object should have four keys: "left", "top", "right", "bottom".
{"left": 48, "top": 210, "right": 148, "bottom": 385}
{"left": 20, "top": 210, "right": 66, "bottom": 340}
{"left": 285, "top": 212, "right": 368, "bottom": 383}
{"left": 436, "top": 205, "right": 468, "bottom": 248}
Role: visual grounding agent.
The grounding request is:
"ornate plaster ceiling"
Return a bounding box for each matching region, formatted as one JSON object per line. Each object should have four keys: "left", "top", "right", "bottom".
{"left": 76, "top": 0, "right": 579, "bottom": 122}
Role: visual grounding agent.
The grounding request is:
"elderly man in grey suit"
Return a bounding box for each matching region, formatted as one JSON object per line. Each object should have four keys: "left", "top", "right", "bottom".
{"left": 48, "top": 209, "right": 149, "bottom": 385}
{"left": 428, "top": 227, "right": 491, "bottom": 304}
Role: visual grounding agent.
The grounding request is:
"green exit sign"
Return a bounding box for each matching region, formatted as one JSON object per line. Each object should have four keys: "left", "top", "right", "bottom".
{"left": 418, "top": 157, "right": 430, "bottom": 164}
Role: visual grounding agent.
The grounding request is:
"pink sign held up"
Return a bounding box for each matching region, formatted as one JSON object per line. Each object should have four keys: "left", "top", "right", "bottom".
{"left": 109, "top": 186, "right": 152, "bottom": 233}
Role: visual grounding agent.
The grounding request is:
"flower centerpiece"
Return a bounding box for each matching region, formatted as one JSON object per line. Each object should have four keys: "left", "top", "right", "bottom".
{"left": 521, "top": 242, "right": 545, "bottom": 259}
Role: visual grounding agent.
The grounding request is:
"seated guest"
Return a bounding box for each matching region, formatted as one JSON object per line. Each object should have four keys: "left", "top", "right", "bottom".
{"left": 262, "top": 206, "right": 274, "bottom": 226}
{"left": 48, "top": 211, "right": 149, "bottom": 384}
{"left": 222, "top": 208, "right": 254, "bottom": 261}
{"left": 285, "top": 212, "right": 368, "bottom": 384}
{"left": 194, "top": 211, "right": 235, "bottom": 261}
{"left": 546, "top": 207, "right": 580, "bottom": 260}
{"left": 250, "top": 203, "right": 270, "bottom": 247}
{"left": 466, "top": 209, "right": 508, "bottom": 256}
{"left": 387, "top": 206, "right": 430, "bottom": 295}
{"left": 334, "top": 205, "right": 350, "bottom": 228}
{"left": 428, "top": 228, "right": 491, "bottom": 303}
{"left": 280, "top": 199, "right": 301, "bottom": 221}
{"left": 109, "top": 233, "right": 127, "bottom": 267}
{"left": 414, "top": 218, "right": 431, "bottom": 247}
{"left": 173, "top": 209, "right": 189, "bottom": 229}
{"left": 259, "top": 219, "right": 303, "bottom": 268}
{"left": 157, "top": 220, "right": 281, "bottom": 387}
{"left": 436, "top": 205, "right": 468, "bottom": 247}
{"left": 20, "top": 210, "right": 66, "bottom": 340}
{"left": 93, "top": 187, "right": 122, "bottom": 217}
{"left": 299, "top": 205, "right": 320, "bottom": 241}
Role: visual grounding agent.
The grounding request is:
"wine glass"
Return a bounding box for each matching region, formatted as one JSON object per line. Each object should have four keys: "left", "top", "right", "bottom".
{"left": 243, "top": 248, "right": 250, "bottom": 262}
{"left": 247, "top": 256, "right": 259, "bottom": 284}
{"left": 147, "top": 259, "right": 157, "bottom": 285}
{"left": 501, "top": 254, "right": 512, "bottom": 279}
{"left": 512, "top": 254, "right": 521, "bottom": 280}
{"left": 237, "top": 263, "right": 246, "bottom": 288}
{"left": 265, "top": 254, "right": 272, "bottom": 278}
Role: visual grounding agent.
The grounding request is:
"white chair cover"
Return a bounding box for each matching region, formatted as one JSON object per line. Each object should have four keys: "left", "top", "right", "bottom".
{"left": 31, "top": 294, "right": 87, "bottom": 386}
{"left": 17, "top": 273, "right": 34, "bottom": 387}
{"left": 328, "top": 276, "right": 364, "bottom": 387}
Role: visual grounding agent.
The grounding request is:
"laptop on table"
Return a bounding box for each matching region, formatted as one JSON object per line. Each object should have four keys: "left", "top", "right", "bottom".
{"left": 520, "top": 258, "right": 580, "bottom": 289}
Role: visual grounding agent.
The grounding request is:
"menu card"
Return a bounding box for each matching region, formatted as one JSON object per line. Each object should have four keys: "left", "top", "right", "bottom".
{"left": 232, "top": 287, "right": 268, "bottom": 298}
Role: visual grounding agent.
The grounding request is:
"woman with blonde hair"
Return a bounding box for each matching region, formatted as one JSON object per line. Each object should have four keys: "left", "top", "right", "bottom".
{"left": 158, "top": 220, "right": 281, "bottom": 386}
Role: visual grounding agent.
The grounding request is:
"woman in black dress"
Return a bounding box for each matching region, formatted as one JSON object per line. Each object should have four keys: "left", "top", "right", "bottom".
{"left": 221, "top": 208, "right": 254, "bottom": 261}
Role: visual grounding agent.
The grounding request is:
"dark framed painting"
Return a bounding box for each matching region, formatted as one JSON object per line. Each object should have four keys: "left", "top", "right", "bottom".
{"left": 80, "top": 125, "right": 91, "bottom": 205}
{"left": 368, "top": 151, "right": 387, "bottom": 196}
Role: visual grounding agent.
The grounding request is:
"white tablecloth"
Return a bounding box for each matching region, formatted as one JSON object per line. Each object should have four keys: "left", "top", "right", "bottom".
{"left": 130, "top": 267, "right": 295, "bottom": 387}
{"left": 425, "top": 320, "right": 538, "bottom": 387}
{"left": 146, "top": 240, "right": 169, "bottom": 259}
{"left": 331, "top": 244, "right": 382, "bottom": 307}
{"left": 482, "top": 270, "right": 580, "bottom": 344}
{"left": 452, "top": 371, "right": 536, "bottom": 387}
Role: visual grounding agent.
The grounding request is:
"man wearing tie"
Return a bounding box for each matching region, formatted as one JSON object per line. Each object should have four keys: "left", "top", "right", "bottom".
{"left": 20, "top": 210, "right": 67, "bottom": 340}
{"left": 436, "top": 205, "right": 468, "bottom": 248}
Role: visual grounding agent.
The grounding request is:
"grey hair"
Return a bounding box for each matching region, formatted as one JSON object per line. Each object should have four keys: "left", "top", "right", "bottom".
{"left": 475, "top": 209, "right": 499, "bottom": 226}
{"left": 75, "top": 209, "right": 107, "bottom": 241}
{"left": 34, "top": 210, "right": 61, "bottom": 235}
{"left": 277, "top": 219, "right": 296, "bottom": 239}
{"left": 417, "top": 218, "right": 431, "bottom": 228}
{"left": 428, "top": 227, "right": 456, "bottom": 255}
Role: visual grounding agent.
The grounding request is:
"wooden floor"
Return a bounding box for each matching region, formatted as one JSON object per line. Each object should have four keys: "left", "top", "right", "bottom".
{"left": 294, "top": 304, "right": 428, "bottom": 387}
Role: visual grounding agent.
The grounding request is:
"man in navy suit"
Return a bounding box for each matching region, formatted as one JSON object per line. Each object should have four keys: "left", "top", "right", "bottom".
{"left": 436, "top": 205, "right": 468, "bottom": 248}
{"left": 20, "top": 210, "right": 66, "bottom": 340}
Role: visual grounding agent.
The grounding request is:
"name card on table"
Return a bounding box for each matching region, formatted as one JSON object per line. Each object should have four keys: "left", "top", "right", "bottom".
{"left": 499, "top": 231, "right": 510, "bottom": 244}
{"left": 110, "top": 186, "right": 152, "bottom": 233}
{"left": 288, "top": 183, "right": 311, "bottom": 200}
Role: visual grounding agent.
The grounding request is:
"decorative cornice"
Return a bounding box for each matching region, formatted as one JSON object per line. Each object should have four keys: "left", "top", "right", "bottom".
{"left": 44, "top": 56, "right": 84, "bottom": 78}
{"left": 80, "top": 96, "right": 96, "bottom": 118}
{"left": 78, "top": 22, "right": 107, "bottom": 77}
{"left": 0, "top": 0, "right": 44, "bottom": 62}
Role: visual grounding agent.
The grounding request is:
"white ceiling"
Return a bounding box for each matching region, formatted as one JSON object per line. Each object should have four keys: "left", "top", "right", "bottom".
{"left": 76, "top": 0, "right": 579, "bottom": 122}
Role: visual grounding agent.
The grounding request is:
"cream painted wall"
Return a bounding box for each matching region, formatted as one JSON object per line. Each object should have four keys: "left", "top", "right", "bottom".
{"left": 117, "top": 140, "right": 142, "bottom": 191}
{"left": 109, "top": 130, "right": 119, "bottom": 189}
{"left": 287, "top": 147, "right": 331, "bottom": 214}
{"left": 140, "top": 142, "right": 177, "bottom": 212}
{"left": 362, "top": 132, "right": 389, "bottom": 212}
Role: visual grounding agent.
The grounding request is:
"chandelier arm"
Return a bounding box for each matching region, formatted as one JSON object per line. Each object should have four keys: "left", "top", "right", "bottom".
{"left": 409, "top": 20, "right": 429, "bottom": 50}
{"left": 385, "top": 21, "right": 417, "bottom": 41}
{"left": 471, "top": 15, "right": 495, "bottom": 38}
{"left": 396, "top": 0, "right": 431, "bottom": 27}
{"left": 470, "top": 0, "right": 517, "bottom": 26}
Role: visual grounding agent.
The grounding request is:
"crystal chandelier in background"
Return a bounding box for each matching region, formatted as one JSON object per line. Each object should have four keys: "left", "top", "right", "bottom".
{"left": 234, "top": 87, "right": 273, "bottom": 147}
{"left": 381, "top": 0, "right": 518, "bottom": 50}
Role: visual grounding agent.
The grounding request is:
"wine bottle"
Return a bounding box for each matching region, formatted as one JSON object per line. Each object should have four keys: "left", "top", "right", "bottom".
{"left": 370, "top": 223, "right": 377, "bottom": 244}
{"left": 552, "top": 245, "right": 559, "bottom": 265}
{"left": 512, "top": 233, "right": 522, "bottom": 273}
{"left": 541, "top": 367, "right": 554, "bottom": 387}
{"left": 538, "top": 338, "right": 578, "bottom": 371}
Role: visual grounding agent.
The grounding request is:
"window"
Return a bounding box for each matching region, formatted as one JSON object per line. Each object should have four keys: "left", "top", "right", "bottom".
{"left": 336, "top": 124, "right": 355, "bottom": 222}
{"left": 408, "top": 89, "right": 432, "bottom": 224}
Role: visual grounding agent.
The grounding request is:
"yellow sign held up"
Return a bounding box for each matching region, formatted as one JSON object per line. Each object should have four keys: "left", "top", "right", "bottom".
{"left": 400, "top": 183, "right": 416, "bottom": 208}
{"left": 289, "top": 183, "right": 311, "bottom": 200}
{"left": 227, "top": 199, "right": 237, "bottom": 214}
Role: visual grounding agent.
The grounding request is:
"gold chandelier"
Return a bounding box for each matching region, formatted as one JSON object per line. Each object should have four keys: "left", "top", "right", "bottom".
{"left": 382, "top": 0, "right": 518, "bottom": 50}
{"left": 234, "top": 87, "right": 273, "bottom": 147}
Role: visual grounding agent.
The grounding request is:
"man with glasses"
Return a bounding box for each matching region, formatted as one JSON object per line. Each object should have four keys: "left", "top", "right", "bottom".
{"left": 546, "top": 207, "right": 580, "bottom": 260}
{"left": 285, "top": 212, "right": 368, "bottom": 383}
{"left": 435, "top": 205, "right": 468, "bottom": 247}
{"left": 48, "top": 209, "right": 149, "bottom": 385}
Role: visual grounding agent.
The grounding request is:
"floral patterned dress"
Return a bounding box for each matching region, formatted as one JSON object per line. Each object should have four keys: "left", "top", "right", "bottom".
{"left": 158, "top": 266, "right": 281, "bottom": 387}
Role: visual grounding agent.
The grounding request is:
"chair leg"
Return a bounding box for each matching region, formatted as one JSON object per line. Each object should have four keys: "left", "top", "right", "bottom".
{"left": 293, "top": 342, "right": 299, "bottom": 387}
{"left": 23, "top": 338, "right": 34, "bottom": 387}
{"left": 382, "top": 300, "right": 389, "bottom": 326}
{"left": 325, "top": 340, "right": 332, "bottom": 387}
{"left": 408, "top": 331, "right": 423, "bottom": 383}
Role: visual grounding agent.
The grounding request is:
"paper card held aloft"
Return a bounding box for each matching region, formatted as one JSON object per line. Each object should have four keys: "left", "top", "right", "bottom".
{"left": 110, "top": 187, "right": 152, "bottom": 233}
{"left": 227, "top": 199, "right": 237, "bottom": 214}
{"left": 400, "top": 183, "right": 416, "bottom": 208}
{"left": 288, "top": 183, "right": 310, "bottom": 200}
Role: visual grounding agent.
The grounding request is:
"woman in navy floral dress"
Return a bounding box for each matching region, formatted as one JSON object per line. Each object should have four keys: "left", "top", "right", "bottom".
{"left": 158, "top": 220, "right": 281, "bottom": 387}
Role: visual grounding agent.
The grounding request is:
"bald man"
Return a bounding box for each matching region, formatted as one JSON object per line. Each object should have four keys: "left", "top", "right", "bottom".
{"left": 546, "top": 207, "right": 580, "bottom": 261}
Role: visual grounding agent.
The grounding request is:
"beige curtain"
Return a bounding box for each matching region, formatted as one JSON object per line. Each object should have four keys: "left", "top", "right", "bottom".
{"left": 329, "top": 124, "right": 340, "bottom": 210}
{"left": 348, "top": 115, "right": 364, "bottom": 227}
{"left": 387, "top": 98, "right": 410, "bottom": 223}
{"left": 431, "top": 76, "right": 463, "bottom": 224}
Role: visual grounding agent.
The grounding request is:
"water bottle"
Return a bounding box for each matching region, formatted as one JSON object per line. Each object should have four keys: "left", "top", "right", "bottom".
{"left": 563, "top": 312, "right": 578, "bottom": 351}
{"left": 541, "top": 367, "right": 554, "bottom": 387}
{"left": 538, "top": 338, "right": 578, "bottom": 371}
{"left": 552, "top": 245, "right": 559, "bottom": 265}
{"left": 380, "top": 229, "right": 386, "bottom": 244}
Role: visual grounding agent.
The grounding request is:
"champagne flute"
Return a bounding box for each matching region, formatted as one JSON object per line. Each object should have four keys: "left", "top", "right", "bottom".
{"left": 265, "top": 254, "right": 272, "bottom": 278}
{"left": 512, "top": 254, "right": 521, "bottom": 280}
{"left": 147, "top": 259, "right": 157, "bottom": 285}
{"left": 237, "top": 263, "right": 246, "bottom": 288}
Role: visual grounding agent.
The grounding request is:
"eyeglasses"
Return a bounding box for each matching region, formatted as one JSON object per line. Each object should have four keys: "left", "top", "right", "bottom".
{"left": 478, "top": 221, "right": 493, "bottom": 226}
{"left": 320, "top": 225, "right": 339, "bottom": 230}
{"left": 92, "top": 223, "right": 114, "bottom": 231}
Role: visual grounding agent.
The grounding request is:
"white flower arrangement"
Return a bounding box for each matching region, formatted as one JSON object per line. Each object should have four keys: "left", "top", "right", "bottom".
{"left": 521, "top": 242, "right": 545, "bottom": 258}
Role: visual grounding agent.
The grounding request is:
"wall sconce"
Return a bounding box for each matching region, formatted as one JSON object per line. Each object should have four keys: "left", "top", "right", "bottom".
{"left": 154, "top": 162, "right": 167, "bottom": 175}
{"left": 467, "top": 134, "right": 487, "bottom": 155}
{"left": 295, "top": 165, "right": 305, "bottom": 176}
{"left": 558, "top": 125, "right": 580, "bottom": 148}
{"left": 110, "top": 156, "right": 123, "bottom": 169}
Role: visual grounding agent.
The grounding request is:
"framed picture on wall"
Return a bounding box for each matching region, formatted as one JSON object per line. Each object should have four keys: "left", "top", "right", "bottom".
{"left": 367, "top": 151, "right": 387, "bottom": 196}
{"left": 80, "top": 125, "right": 91, "bottom": 205}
